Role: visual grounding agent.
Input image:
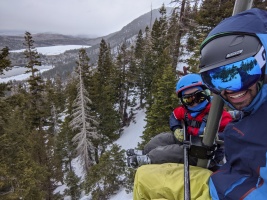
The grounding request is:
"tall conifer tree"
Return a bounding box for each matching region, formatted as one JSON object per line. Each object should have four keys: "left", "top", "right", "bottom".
{"left": 70, "top": 49, "right": 99, "bottom": 172}
{"left": 0, "top": 106, "right": 46, "bottom": 199}
{"left": 0, "top": 47, "right": 11, "bottom": 75}
{"left": 23, "top": 31, "right": 47, "bottom": 129}
{"left": 23, "top": 31, "right": 61, "bottom": 199}
{"left": 133, "top": 30, "right": 147, "bottom": 107}
{"left": 91, "top": 39, "right": 120, "bottom": 159}
{"left": 141, "top": 26, "right": 155, "bottom": 104}
{"left": 140, "top": 64, "right": 177, "bottom": 146}
{"left": 115, "top": 42, "right": 134, "bottom": 126}
{"left": 84, "top": 144, "right": 127, "bottom": 199}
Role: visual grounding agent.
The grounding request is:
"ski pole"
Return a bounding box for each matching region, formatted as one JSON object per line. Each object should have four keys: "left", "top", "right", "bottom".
{"left": 182, "top": 120, "right": 190, "bottom": 200}
{"left": 197, "top": 95, "right": 224, "bottom": 168}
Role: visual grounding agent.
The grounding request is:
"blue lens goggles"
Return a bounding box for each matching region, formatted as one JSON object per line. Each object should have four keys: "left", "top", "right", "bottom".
{"left": 201, "top": 47, "right": 266, "bottom": 94}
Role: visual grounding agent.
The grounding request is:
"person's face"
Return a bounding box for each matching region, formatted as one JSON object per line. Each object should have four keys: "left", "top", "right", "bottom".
{"left": 220, "top": 83, "right": 258, "bottom": 110}
{"left": 182, "top": 87, "right": 200, "bottom": 107}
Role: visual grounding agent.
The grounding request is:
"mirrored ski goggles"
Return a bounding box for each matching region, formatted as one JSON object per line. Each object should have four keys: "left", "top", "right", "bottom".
{"left": 201, "top": 47, "right": 266, "bottom": 94}
{"left": 181, "top": 90, "right": 208, "bottom": 106}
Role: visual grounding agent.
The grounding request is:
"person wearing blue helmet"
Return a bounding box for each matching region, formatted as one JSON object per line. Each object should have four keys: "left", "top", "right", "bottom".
{"left": 199, "top": 8, "right": 267, "bottom": 200}
{"left": 171, "top": 73, "right": 229, "bottom": 137}
{"left": 127, "top": 73, "right": 232, "bottom": 170}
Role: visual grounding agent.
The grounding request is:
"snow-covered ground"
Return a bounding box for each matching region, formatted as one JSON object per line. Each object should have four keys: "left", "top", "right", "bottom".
{"left": 48, "top": 109, "right": 145, "bottom": 200}
{"left": 69, "top": 109, "right": 146, "bottom": 200}
{"left": 115, "top": 109, "right": 145, "bottom": 150}
{"left": 3, "top": 45, "right": 146, "bottom": 199}
{"left": 109, "top": 109, "right": 145, "bottom": 200}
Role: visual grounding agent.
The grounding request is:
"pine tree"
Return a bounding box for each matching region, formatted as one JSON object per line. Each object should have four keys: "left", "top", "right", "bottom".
{"left": 186, "top": 0, "right": 235, "bottom": 70}
{"left": 0, "top": 107, "right": 47, "bottom": 199}
{"left": 23, "top": 31, "right": 62, "bottom": 199}
{"left": 115, "top": 42, "right": 135, "bottom": 126}
{"left": 167, "top": 8, "right": 180, "bottom": 71}
{"left": 148, "top": 5, "right": 172, "bottom": 106}
{"left": 76, "top": 48, "right": 92, "bottom": 89}
{"left": 151, "top": 6, "right": 169, "bottom": 57}
{"left": 84, "top": 144, "right": 127, "bottom": 200}
{"left": 2, "top": 80, "right": 62, "bottom": 199}
{"left": 168, "top": 0, "right": 189, "bottom": 71}
{"left": 197, "top": 0, "right": 235, "bottom": 31}
{"left": 0, "top": 47, "right": 11, "bottom": 75}
{"left": 45, "top": 74, "right": 66, "bottom": 112}
{"left": 0, "top": 47, "right": 12, "bottom": 137}
{"left": 56, "top": 115, "right": 76, "bottom": 175}
{"left": 44, "top": 79, "right": 64, "bottom": 135}
{"left": 23, "top": 31, "right": 42, "bottom": 84}
{"left": 140, "top": 26, "right": 155, "bottom": 104}
{"left": 56, "top": 75, "right": 79, "bottom": 174}
{"left": 90, "top": 39, "right": 120, "bottom": 157}
{"left": 70, "top": 49, "right": 99, "bottom": 172}
{"left": 64, "top": 170, "right": 81, "bottom": 200}
{"left": 140, "top": 64, "right": 178, "bottom": 147}
{"left": 134, "top": 30, "right": 145, "bottom": 59}
{"left": 133, "top": 29, "right": 148, "bottom": 108}
{"left": 23, "top": 31, "right": 47, "bottom": 129}
{"left": 0, "top": 47, "right": 12, "bottom": 97}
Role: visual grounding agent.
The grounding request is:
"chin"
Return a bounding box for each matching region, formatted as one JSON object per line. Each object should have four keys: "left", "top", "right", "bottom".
{"left": 232, "top": 102, "right": 250, "bottom": 110}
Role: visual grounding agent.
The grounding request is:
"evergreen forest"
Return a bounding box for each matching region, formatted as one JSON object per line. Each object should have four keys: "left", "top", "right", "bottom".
{"left": 0, "top": 0, "right": 266, "bottom": 199}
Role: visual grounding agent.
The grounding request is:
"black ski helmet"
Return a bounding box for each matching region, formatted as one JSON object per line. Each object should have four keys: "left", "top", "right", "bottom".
{"left": 199, "top": 8, "right": 267, "bottom": 92}
{"left": 199, "top": 34, "right": 262, "bottom": 73}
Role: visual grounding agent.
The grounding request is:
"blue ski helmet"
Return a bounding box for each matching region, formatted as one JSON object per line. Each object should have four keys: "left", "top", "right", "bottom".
{"left": 176, "top": 73, "right": 208, "bottom": 97}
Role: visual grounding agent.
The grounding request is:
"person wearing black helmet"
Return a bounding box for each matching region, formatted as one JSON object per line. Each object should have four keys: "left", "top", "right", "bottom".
{"left": 127, "top": 73, "right": 232, "bottom": 170}
{"left": 199, "top": 8, "right": 267, "bottom": 200}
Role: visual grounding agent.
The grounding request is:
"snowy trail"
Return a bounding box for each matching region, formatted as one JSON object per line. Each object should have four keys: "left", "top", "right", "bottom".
{"left": 115, "top": 109, "right": 146, "bottom": 150}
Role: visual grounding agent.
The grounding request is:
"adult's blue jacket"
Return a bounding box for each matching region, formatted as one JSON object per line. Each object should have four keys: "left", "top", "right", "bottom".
{"left": 205, "top": 8, "right": 267, "bottom": 200}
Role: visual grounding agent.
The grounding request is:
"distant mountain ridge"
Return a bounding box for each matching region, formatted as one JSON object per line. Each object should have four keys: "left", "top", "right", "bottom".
{"left": 0, "top": 7, "right": 172, "bottom": 51}
{"left": 1, "top": 7, "right": 173, "bottom": 80}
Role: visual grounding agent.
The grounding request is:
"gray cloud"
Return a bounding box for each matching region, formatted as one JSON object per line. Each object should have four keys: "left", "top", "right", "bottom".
{"left": 0, "top": 0, "right": 173, "bottom": 37}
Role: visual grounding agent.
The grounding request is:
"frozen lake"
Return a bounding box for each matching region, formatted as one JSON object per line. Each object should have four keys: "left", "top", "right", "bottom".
{"left": 0, "top": 65, "right": 53, "bottom": 78}
{"left": 1, "top": 45, "right": 91, "bottom": 82}
{"left": 10, "top": 45, "right": 91, "bottom": 55}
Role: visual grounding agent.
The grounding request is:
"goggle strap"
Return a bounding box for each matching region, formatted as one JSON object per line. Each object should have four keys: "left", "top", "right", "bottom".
{"left": 254, "top": 46, "right": 266, "bottom": 68}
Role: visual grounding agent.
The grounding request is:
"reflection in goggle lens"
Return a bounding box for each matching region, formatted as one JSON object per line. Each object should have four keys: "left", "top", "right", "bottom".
{"left": 181, "top": 90, "right": 208, "bottom": 106}
{"left": 201, "top": 56, "right": 263, "bottom": 94}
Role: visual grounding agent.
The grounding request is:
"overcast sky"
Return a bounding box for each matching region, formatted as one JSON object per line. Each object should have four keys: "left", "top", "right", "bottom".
{"left": 0, "top": 0, "right": 175, "bottom": 37}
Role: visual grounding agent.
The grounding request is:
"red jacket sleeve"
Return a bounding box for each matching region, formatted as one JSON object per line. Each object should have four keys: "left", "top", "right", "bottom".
{"left": 173, "top": 106, "right": 186, "bottom": 121}
{"left": 218, "top": 110, "right": 232, "bottom": 132}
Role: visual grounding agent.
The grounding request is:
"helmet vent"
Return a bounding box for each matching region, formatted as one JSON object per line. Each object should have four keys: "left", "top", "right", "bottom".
{"left": 230, "top": 35, "right": 244, "bottom": 46}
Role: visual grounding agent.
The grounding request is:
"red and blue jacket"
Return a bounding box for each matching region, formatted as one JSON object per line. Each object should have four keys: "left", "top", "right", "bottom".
{"left": 170, "top": 103, "right": 232, "bottom": 137}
